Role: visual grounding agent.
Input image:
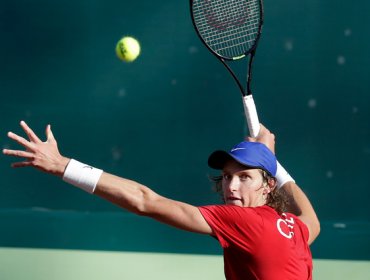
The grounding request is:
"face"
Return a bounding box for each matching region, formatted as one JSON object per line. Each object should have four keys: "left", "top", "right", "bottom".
{"left": 221, "top": 160, "right": 269, "bottom": 207}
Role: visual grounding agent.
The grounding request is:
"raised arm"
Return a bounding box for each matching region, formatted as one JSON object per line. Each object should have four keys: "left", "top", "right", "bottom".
{"left": 280, "top": 182, "right": 320, "bottom": 244}
{"left": 247, "top": 124, "right": 320, "bottom": 245}
{"left": 3, "top": 121, "right": 212, "bottom": 235}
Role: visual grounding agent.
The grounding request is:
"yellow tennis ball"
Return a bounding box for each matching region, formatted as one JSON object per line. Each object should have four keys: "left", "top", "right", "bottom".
{"left": 115, "top": 36, "right": 141, "bottom": 62}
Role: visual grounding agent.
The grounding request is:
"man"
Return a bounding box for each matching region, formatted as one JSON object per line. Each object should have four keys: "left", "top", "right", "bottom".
{"left": 3, "top": 121, "right": 320, "bottom": 279}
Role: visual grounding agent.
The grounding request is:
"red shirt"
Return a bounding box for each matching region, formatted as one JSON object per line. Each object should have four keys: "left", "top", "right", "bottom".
{"left": 198, "top": 205, "right": 312, "bottom": 280}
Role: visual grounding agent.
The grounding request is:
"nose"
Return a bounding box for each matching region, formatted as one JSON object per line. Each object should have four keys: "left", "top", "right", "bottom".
{"left": 225, "top": 176, "right": 239, "bottom": 192}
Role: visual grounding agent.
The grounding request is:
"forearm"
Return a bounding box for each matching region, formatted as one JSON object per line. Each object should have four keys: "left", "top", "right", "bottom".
{"left": 94, "top": 172, "right": 157, "bottom": 215}
{"left": 281, "top": 181, "right": 320, "bottom": 244}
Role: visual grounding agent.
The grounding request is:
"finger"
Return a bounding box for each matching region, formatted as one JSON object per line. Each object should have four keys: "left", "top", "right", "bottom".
{"left": 11, "top": 161, "right": 34, "bottom": 168}
{"left": 20, "top": 120, "right": 42, "bottom": 143}
{"left": 3, "top": 148, "right": 35, "bottom": 159}
{"left": 246, "top": 136, "right": 256, "bottom": 142}
{"left": 7, "top": 132, "right": 36, "bottom": 151}
{"left": 258, "top": 123, "right": 269, "bottom": 135}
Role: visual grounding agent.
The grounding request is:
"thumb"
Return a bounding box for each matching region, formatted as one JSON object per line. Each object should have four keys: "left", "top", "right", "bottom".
{"left": 245, "top": 136, "right": 256, "bottom": 142}
{"left": 46, "top": 124, "right": 56, "bottom": 142}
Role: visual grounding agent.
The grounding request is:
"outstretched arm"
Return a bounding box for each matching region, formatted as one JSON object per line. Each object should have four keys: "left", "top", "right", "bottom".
{"left": 3, "top": 121, "right": 212, "bottom": 235}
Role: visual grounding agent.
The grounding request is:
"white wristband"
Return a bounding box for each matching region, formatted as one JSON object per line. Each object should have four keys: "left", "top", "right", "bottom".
{"left": 62, "top": 159, "right": 103, "bottom": 194}
{"left": 275, "top": 161, "right": 295, "bottom": 189}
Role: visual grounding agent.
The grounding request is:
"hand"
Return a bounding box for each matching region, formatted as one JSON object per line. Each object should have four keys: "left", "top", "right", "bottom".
{"left": 3, "top": 121, "right": 70, "bottom": 176}
{"left": 246, "top": 124, "right": 275, "bottom": 154}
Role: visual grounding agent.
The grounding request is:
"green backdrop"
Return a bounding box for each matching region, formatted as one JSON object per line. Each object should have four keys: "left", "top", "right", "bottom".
{"left": 1, "top": 0, "right": 369, "bottom": 272}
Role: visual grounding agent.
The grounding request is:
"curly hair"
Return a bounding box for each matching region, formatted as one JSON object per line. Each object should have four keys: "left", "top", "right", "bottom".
{"left": 210, "top": 169, "right": 288, "bottom": 214}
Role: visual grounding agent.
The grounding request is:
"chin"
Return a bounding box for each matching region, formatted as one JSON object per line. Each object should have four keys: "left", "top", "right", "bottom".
{"left": 225, "top": 200, "right": 243, "bottom": 206}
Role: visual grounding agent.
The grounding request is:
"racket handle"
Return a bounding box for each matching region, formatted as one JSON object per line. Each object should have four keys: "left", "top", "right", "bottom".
{"left": 243, "top": 95, "right": 260, "bottom": 138}
{"left": 243, "top": 96, "right": 294, "bottom": 185}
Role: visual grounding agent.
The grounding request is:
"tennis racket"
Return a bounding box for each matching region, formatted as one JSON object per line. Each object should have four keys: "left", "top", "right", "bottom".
{"left": 191, "top": 0, "right": 264, "bottom": 137}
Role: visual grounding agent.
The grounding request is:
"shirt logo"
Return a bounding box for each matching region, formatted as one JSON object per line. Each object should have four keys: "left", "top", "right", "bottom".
{"left": 277, "top": 213, "right": 295, "bottom": 239}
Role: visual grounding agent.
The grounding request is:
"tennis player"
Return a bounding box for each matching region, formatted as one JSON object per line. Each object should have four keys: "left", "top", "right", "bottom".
{"left": 3, "top": 121, "right": 320, "bottom": 280}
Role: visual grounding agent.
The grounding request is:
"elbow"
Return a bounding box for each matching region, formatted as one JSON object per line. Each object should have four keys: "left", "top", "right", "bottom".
{"left": 309, "top": 218, "right": 321, "bottom": 245}
{"left": 313, "top": 219, "right": 321, "bottom": 238}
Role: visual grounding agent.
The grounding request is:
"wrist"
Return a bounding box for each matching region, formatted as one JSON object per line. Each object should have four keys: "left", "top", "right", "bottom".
{"left": 62, "top": 159, "right": 103, "bottom": 193}
{"left": 275, "top": 161, "right": 295, "bottom": 189}
{"left": 56, "top": 157, "right": 71, "bottom": 177}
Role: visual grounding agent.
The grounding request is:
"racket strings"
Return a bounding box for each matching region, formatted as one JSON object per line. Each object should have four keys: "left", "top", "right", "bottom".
{"left": 192, "top": 0, "right": 261, "bottom": 58}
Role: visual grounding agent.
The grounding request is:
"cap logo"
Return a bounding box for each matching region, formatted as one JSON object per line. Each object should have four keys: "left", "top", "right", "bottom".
{"left": 231, "top": 147, "right": 246, "bottom": 152}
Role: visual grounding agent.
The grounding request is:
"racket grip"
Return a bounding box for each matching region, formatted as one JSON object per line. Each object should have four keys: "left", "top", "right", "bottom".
{"left": 243, "top": 96, "right": 293, "bottom": 184}
{"left": 243, "top": 95, "right": 260, "bottom": 138}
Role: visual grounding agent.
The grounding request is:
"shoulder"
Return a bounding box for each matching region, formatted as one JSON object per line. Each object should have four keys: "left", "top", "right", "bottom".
{"left": 199, "top": 205, "right": 270, "bottom": 226}
{"left": 199, "top": 205, "right": 264, "bottom": 216}
{"left": 198, "top": 205, "right": 267, "bottom": 248}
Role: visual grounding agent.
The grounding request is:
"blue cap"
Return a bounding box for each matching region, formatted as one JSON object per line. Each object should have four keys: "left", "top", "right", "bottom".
{"left": 208, "top": 141, "right": 277, "bottom": 176}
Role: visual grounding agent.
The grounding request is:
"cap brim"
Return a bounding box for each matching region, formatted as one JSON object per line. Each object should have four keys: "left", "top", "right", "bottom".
{"left": 208, "top": 150, "right": 269, "bottom": 173}
{"left": 208, "top": 150, "right": 238, "bottom": 170}
{"left": 208, "top": 150, "right": 231, "bottom": 169}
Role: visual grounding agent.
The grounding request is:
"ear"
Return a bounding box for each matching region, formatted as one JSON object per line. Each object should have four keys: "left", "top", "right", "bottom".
{"left": 269, "top": 177, "right": 277, "bottom": 186}
{"left": 267, "top": 178, "right": 277, "bottom": 192}
{"left": 262, "top": 183, "right": 271, "bottom": 194}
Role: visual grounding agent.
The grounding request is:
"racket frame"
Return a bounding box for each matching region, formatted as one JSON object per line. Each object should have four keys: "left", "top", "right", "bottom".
{"left": 190, "top": 0, "right": 265, "bottom": 137}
